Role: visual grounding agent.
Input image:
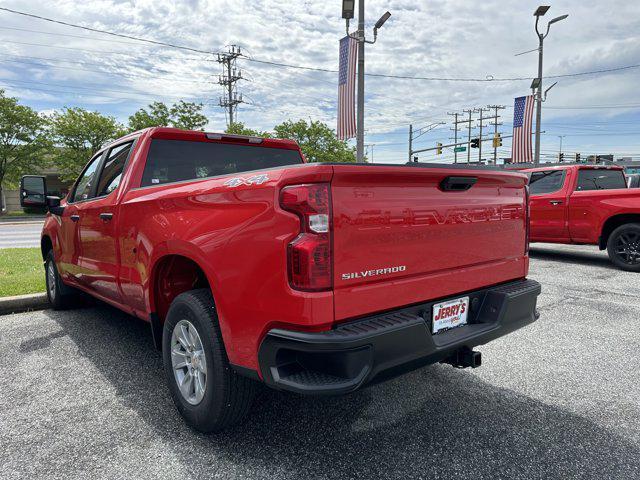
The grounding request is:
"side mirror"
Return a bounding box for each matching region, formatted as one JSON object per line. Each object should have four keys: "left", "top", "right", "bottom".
{"left": 46, "top": 196, "right": 65, "bottom": 216}
{"left": 20, "top": 175, "right": 47, "bottom": 207}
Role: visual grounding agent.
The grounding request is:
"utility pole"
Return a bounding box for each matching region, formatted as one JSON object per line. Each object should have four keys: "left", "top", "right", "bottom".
{"left": 448, "top": 112, "right": 460, "bottom": 163}
{"left": 463, "top": 109, "right": 474, "bottom": 163}
{"left": 365, "top": 143, "right": 375, "bottom": 162}
{"left": 408, "top": 124, "right": 413, "bottom": 163}
{"left": 408, "top": 122, "right": 445, "bottom": 161}
{"left": 217, "top": 45, "right": 244, "bottom": 126}
{"left": 474, "top": 107, "right": 491, "bottom": 163}
{"left": 486, "top": 105, "right": 505, "bottom": 164}
{"left": 342, "top": 2, "right": 391, "bottom": 163}
{"left": 533, "top": 6, "right": 568, "bottom": 166}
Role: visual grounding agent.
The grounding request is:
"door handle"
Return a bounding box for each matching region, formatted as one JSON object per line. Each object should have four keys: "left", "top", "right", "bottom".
{"left": 70, "top": 215, "right": 80, "bottom": 222}
{"left": 549, "top": 200, "right": 563, "bottom": 205}
{"left": 99, "top": 212, "right": 114, "bottom": 221}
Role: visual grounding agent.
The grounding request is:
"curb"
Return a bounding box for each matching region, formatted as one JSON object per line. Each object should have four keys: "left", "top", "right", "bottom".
{"left": 0, "top": 293, "right": 48, "bottom": 315}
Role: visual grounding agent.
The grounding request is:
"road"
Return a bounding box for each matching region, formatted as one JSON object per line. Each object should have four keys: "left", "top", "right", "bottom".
{"left": 0, "top": 243, "right": 639, "bottom": 479}
{"left": 0, "top": 221, "right": 43, "bottom": 248}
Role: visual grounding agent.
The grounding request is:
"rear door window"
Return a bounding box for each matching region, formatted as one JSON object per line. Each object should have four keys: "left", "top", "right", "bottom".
{"left": 577, "top": 169, "right": 627, "bottom": 191}
{"left": 96, "top": 141, "right": 133, "bottom": 197}
{"left": 528, "top": 170, "right": 565, "bottom": 195}
{"left": 140, "top": 139, "right": 303, "bottom": 187}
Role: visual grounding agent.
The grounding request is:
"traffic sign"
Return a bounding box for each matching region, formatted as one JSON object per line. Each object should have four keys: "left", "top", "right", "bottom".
{"left": 454, "top": 146, "right": 467, "bottom": 153}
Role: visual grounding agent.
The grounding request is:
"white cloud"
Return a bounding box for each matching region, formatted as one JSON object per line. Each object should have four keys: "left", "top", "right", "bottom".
{"left": 0, "top": 0, "right": 638, "bottom": 161}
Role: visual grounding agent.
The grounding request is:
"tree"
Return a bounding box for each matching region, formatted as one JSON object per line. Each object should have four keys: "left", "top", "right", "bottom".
{"left": 128, "top": 100, "right": 208, "bottom": 132}
{"left": 225, "top": 122, "right": 271, "bottom": 138}
{"left": 273, "top": 120, "right": 356, "bottom": 163}
{"left": 128, "top": 101, "right": 170, "bottom": 131}
{"left": 0, "top": 90, "right": 50, "bottom": 212}
{"left": 169, "top": 100, "right": 208, "bottom": 130}
{"left": 49, "top": 107, "right": 125, "bottom": 181}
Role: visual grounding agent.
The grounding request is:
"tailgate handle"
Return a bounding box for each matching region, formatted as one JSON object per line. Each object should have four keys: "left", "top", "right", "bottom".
{"left": 440, "top": 176, "right": 477, "bottom": 191}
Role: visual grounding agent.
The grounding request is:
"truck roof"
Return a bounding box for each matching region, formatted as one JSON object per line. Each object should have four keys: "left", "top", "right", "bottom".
{"left": 103, "top": 126, "right": 301, "bottom": 152}
{"left": 519, "top": 164, "right": 624, "bottom": 173}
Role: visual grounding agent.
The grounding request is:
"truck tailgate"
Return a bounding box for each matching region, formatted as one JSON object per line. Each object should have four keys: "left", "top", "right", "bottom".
{"left": 331, "top": 165, "right": 529, "bottom": 320}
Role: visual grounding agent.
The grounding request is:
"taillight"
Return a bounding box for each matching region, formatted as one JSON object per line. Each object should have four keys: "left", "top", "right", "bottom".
{"left": 280, "top": 183, "right": 332, "bottom": 291}
{"left": 524, "top": 184, "right": 530, "bottom": 254}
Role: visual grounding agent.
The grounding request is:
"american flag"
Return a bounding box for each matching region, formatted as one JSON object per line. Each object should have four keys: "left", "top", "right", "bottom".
{"left": 511, "top": 95, "right": 535, "bottom": 163}
{"left": 337, "top": 35, "right": 357, "bottom": 140}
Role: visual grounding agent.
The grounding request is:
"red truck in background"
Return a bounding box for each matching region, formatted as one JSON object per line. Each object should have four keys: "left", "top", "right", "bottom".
{"left": 524, "top": 164, "right": 640, "bottom": 271}
{"left": 21, "top": 127, "right": 540, "bottom": 432}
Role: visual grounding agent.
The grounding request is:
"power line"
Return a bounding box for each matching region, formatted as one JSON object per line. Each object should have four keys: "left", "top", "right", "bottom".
{"left": 0, "top": 53, "right": 211, "bottom": 84}
{"left": 2, "top": 7, "right": 639, "bottom": 84}
{"left": 1, "top": 38, "right": 211, "bottom": 62}
{"left": 0, "top": 57, "right": 210, "bottom": 85}
{"left": 0, "top": 7, "right": 215, "bottom": 55}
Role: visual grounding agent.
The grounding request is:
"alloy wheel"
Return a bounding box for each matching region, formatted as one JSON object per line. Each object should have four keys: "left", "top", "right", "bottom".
{"left": 614, "top": 231, "right": 640, "bottom": 265}
{"left": 47, "top": 260, "right": 56, "bottom": 300}
{"left": 170, "top": 319, "right": 207, "bottom": 405}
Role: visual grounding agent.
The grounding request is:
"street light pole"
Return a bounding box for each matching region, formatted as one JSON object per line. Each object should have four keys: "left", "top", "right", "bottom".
{"left": 342, "top": 2, "right": 390, "bottom": 163}
{"left": 356, "top": 0, "right": 365, "bottom": 163}
{"left": 533, "top": 6, "right": 568, "bottom": 166}
{"left": 534, "top": 19, "right": 544, "bottom": 166}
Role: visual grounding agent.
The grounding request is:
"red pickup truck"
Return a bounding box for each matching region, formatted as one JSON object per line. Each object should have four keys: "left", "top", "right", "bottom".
{"left": 22, "top": 127, "right": 540, "bottom": 432}
{"left": 524, "top": 164, "right": 640, "bottom": 270}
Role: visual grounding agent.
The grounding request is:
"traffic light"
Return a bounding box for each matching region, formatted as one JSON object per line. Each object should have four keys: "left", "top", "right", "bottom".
{"left": 492, "top": 133, "right": 502, "bottom": 148}
{"left": 471, "top": 138, "right": 480, "bottom": 148}
{"left": 559, "top": 152, "right": 565, "bottom": 162}
{"left": 436, "top": 142, "right": 442, "bottom": 155}
{"left": 575, "top": 153, "right": 581, "bottom": 162}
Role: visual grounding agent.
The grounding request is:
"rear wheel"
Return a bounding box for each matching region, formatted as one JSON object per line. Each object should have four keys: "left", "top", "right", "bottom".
{"left": 45, "top": 250, "right": 80, "bottom": 309}
{"left": 607, "top": 223, "right": 640, "bottom": 272}
{"left": 162, "top": 289, "right": 257, "bottom": 433}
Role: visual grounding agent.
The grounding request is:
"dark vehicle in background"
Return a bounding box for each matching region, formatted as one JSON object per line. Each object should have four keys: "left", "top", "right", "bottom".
{"left": 627, "top": 174, "right": 640, "bottom": 188}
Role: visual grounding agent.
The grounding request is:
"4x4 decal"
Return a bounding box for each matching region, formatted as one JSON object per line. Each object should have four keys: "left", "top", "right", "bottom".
{"left": 223, "top": 174, "right": 269, "bottom": 187}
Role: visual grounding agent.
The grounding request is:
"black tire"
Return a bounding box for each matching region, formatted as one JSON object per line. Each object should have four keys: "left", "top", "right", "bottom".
{"left": 607, "top": 223, "right": 640, "bottom": 272}
{"left": 162, "top": 289, "right": 257, "bottom": 433}
{"left": 44, "top": 250, "right": 80, "bottom": 310}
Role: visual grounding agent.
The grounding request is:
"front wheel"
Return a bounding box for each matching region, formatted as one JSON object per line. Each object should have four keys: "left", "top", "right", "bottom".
{"left": 45, "top": 251, "right": 80, "bottom": 309}
{"left": 607, "top": 223, "right": 640, "bottom": 272}
{"left": 162, "top": 289, "right": 257, "bottom": 433}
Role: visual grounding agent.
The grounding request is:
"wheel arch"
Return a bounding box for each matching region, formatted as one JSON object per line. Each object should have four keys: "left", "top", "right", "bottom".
{"left": 599, "top": 214, "right": 640, "bottom": 250}
{"left": 147, "top": 248, "right": 221, "bottom": 351}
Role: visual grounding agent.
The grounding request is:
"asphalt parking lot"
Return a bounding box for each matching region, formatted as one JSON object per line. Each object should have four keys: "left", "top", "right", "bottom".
{"left": 1, "top": 243, "right": 639, "bottom": 479}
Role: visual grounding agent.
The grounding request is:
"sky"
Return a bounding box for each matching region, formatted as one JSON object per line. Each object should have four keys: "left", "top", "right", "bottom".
{"left": 0, "top": 0, "right": 639, "bottom": 164}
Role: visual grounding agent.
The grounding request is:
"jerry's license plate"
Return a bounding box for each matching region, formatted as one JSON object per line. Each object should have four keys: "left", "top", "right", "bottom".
{"left": 432, "top": 296, "right": 469, "bottom": 334}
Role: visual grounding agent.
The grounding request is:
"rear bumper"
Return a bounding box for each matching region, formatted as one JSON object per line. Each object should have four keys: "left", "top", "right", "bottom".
{"left": 258, "top": 279, "right": 541, "bottom": 395}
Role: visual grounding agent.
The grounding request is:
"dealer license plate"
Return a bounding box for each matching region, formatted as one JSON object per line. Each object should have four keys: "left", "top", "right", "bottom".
{"left": 432, "top": 296, "right": 469, "bottom": 334}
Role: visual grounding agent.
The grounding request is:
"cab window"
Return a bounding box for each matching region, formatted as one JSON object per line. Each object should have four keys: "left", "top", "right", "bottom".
{"left": 528, "top": 170, "right": 565, "bottom": 195}
{"left": 577, "top": 169, "right": 626, "bottom": 191}
{"left": 71, "top": 154, "right": 102, "bottom": 203}
{"left": 96, "top": 142, "right": 133, "bottom": 197}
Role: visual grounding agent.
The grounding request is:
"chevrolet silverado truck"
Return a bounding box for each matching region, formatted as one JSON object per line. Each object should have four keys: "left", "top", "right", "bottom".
{"left": 21, "top": 127, "right": 540, "bottom": 432}
{"left": 524, "top": 164, "right": 640, "bottom": 271}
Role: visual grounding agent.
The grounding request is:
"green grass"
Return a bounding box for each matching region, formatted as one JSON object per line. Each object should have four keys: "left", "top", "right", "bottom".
{"left": 0, "top": 248, "right": 45, "bottom": 297}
